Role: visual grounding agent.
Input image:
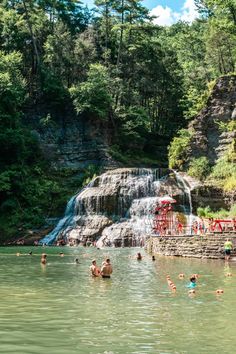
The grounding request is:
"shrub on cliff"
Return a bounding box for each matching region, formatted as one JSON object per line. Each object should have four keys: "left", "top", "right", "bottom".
{"left": 168, "top": 129, "right": 193, "bottom": 169}
{"left": 208, "top": 136, "right": 236, "bottom": 191}
{"left": 187, "top": 156, "right": 211, "bottom": 181}
{"left": 197, "top": 205, "right": 236, "bottom": 218}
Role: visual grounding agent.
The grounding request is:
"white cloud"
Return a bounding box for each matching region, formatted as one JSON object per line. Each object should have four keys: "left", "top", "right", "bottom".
{"left": 180, "top": 0, "right": 199, "bottom": 22}
{"left": 150, "top": 0, "right": 199, "bottom": 27}
{"left": 150, "top": 5, "right": 179, "bottom": 26}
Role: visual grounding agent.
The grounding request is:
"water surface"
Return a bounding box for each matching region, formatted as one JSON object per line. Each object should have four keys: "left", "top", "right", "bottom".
{"left": 0, "top": 246, "right": 235, "bottom": 354}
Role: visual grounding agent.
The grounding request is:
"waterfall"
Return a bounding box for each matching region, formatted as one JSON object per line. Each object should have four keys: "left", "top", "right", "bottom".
{"left": 39, "top": 180, "right": 96, "bottom": 245}
{"left": 40, "top": 168, "right": 198, "bottom": 246}
{"left": 40, "top": 168, "right": 163, "bottom": 245}
{"left": 173, "top": 171, "right": 194, "bottom": 235}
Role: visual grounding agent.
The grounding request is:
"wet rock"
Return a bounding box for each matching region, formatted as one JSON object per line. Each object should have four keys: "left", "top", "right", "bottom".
{"left": 66, "top": 215, "right": 113, "bottom": 242}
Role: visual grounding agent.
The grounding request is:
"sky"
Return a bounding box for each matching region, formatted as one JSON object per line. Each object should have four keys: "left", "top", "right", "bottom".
{"left": 83, "top": 0, "right": 199, "bottom": 26}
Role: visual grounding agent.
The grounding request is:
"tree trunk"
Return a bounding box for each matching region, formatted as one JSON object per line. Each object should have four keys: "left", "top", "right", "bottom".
{"left": 22, "top": 0, "right": 40, "bottom": 74}
{"left": 116, "top": 0, "right": 124, "bottom": 68}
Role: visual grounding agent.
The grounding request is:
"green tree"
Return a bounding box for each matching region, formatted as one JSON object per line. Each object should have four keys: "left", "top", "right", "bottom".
{"left": 69, "top": 63, "right": 113, "bottom": 120}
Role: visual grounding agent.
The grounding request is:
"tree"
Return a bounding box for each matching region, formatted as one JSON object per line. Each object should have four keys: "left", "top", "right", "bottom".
{"left": 43, "top": 21, "right": 75, "bottom": 87}
{"left": 69, "top": 63, "right": 113, "bottom": 120}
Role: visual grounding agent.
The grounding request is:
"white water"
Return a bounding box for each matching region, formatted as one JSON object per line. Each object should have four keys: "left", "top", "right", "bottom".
{"left": 40, "top": 168, "right": 196, "bottom": 246}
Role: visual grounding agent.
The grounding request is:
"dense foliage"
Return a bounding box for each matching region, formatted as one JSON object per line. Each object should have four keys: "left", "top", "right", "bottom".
{"left": 0, "top": 0, "right": 236, "bottom": 239}
{"left": 168, "top": 129, "right": 193, "bottom": 169}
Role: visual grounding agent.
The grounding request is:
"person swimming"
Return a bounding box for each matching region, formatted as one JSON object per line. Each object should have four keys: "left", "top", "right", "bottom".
{"left": 137, "top": 252, "right": 142, "bottom": 260}
{"left": 74, "top": 258, "right": 80, "bottom": 264}
{"left": 187, "top": 276, "right": 197, "bottom": 289}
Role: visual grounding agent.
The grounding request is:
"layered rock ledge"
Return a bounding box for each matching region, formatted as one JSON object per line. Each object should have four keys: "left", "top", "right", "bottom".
{"left": 146, "top": 234, "right": 236, "bottom": 259}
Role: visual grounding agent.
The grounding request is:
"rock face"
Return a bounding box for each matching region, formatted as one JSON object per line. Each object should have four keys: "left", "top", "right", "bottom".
{"left": 147, "top": 235, "right": 236, "bottom": 259}
{"left": 27, "top": 107, "right": 120, "bottom": 170}
{"left": 188, "top": 75, "right": 236, "bottom": 164}
{"left": 191, "top": 185, "right": 236, "bottom": 212}
{"left": 183, "top": 75, "right": 236, "bottom": 210}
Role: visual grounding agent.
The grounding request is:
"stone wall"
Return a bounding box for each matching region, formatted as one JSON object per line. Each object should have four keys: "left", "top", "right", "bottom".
{"left": 146, "top": 234, "right": 236, "bottom": 259}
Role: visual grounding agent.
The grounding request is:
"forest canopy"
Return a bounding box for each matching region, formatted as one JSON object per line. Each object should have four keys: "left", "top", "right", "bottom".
{"left": 0, "top": 0, "right": 235, "bottom": 239}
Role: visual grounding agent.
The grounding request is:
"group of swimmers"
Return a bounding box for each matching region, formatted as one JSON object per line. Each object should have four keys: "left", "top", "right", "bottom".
{"left": 166, "top": 272, "right": 226, "bottom": 296}
{"left": 39, "top": 252, "right": 113, "bottom": 279}
{"left": 16, "top": 249, "right": 230, "bottom": 294}
{"left": 90, "top": 258, "right": 113, "bottom": 278}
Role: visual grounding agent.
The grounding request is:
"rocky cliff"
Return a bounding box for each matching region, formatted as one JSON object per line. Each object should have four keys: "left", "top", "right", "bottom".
{"left": 182, "top": 75, "right": 236, "bottom": 210}
{"left": 25, "top": 104, "right": 120, "bottom": 170}
{"left": 188, "top": 75, "right": 236, "bottom": 164}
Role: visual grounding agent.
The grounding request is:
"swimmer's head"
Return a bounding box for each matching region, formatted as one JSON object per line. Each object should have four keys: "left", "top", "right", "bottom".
{"left": 189, "top": 289, "right": 195, "bottom": 295}
{"left": 41, "top": 253, "right": 47, "bottom": 258}
{"left": 216, "top": 289, "right": 224, "bottom": 294}
{"left": 190, "top": 276, "right": 196, "bottom": 283}
{"left": 106, "top": 258, "right": 110, "bottom": 263}
{"left": 178, "top": 273, "right": 185, "bottom": 279}
{"left": 152, "top": 255, "right": 155, "bottom": 261}
{"left": 92, "top": 259, "right": 96, "bottom": 264}
{"left": 226, "top": 272, "right": 232, "bottom": 277}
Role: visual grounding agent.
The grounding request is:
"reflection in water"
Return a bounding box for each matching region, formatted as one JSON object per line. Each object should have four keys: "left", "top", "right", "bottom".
{"left": 0, "top": 247, "right": 236, "bottom": 354}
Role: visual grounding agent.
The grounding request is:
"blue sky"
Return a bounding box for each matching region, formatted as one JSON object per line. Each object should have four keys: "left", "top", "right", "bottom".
{"left": 143, "top": 0, "right": 185, "bottom": 12}
{"left": 83, "top": 0, "right": 198, "bottom": 26}
{"left": 83, "top": 0, "right": 185, "bottom": 11}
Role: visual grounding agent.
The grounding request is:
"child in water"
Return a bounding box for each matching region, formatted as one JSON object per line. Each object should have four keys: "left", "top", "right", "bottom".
{"left": 187, "top": 276, "right": 197, "bottom": 289}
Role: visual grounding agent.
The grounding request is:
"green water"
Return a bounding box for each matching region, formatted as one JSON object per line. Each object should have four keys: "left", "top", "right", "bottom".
{"left": 0, "top": 246, "right": 235, "bottom": 354}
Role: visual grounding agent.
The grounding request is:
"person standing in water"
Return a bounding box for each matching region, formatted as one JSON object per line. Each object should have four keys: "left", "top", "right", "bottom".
{"left": 90, "top": 259, "right": 101, "bottom": 277}
{"left": 41, "top": 253, "right": 47, "bottom": 265}
{"left": 224, "top": 239, "right": 233, "bottom": 261}
{"left": 101, "top": 258, "right": 113, "bottom": 278}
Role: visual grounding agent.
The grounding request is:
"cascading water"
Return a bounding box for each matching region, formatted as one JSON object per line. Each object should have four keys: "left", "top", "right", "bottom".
{"left": 173, "top": 171, "right": 195, "bottom": 234}
{"left": 40, "top": 168, "right": 197, "bottom": 247}
{"left": 39, "top": 195, "right": 77, "bottom": 245}
{"left": 39, "top": 180, "right": 96, "bottom": 245}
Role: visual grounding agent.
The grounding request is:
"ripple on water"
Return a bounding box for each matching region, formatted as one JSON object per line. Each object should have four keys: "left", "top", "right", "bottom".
{"left": 0, "top": 247, "right": 236, "bottom": 353}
